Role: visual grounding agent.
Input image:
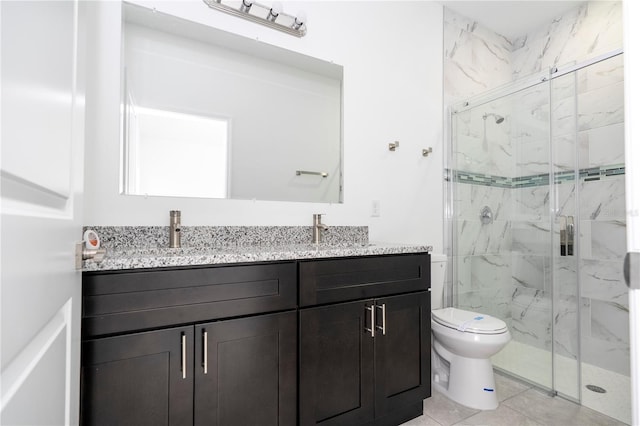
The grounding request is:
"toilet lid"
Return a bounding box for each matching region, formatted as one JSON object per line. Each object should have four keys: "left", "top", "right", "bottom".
{"left": 432, "top": 307, "right": 508, "bottom": 334}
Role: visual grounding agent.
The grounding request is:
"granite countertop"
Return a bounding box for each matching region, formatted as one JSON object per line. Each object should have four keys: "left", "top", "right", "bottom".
{"left": 82, "top": 242, "right": 433, "bottom": 272}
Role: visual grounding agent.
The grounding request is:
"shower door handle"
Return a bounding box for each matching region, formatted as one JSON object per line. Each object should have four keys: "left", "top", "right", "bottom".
{"left": 559, "top": 215, "right": 575, "bottom": 257}
{"left": 560, "top": 216, "right": 567, "bottom": 256}
{"left": 566, "top": 216, "right": 575, "bottom": 256}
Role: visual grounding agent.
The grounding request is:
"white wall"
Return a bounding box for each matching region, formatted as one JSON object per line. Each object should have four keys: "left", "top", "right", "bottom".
{"left": 84, "top": 1, "right": 444, "bottom": 248}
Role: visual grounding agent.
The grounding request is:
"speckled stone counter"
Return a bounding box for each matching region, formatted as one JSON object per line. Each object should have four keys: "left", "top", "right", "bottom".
{"left": 82, "top": 242, "right": 432, "bottom": 272}
{"left": 82, "top": 225, "right": 431, "bottom": 272}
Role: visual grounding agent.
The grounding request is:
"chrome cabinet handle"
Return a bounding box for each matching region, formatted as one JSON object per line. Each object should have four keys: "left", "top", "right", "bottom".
{"left": 364, "top": 305, "right": 375, "bottom": 338}
{"left": 181, "top": 333, "right": 187, "bottom": 379}
{"left": 203, "top": 330, "right": 208, "bottom": 374}
{"left": 376, "top": 304, "right": 386, "bottom": 335}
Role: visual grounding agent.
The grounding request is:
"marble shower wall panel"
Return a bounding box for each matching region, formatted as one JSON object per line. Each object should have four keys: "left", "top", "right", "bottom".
{"left": 511, "top": 85, "right": 550, "bottom": 177}
{"left": 511, "top": 286, "right": 552, "bottom": 350}
{"left": 555, "top": 182, "right": 577, "bottom": 218}
{"left": 581, "top": 258, "right": 628, "bottom": 307}
{"left": 554, "top": 294, "right": 580, "bottom": 361}
{"left": 453, "top": 121, "right": 492, "bottom": 175}
{"left": 512, "top": 185, "right": 549, "bottom": 221}
{"left": 550, "top": 93, "right": 576, "bottom": 140}
{"left": 454, "top": 219, "right": 511, "bottom": 256}
{"left": 553, "top": 133, "right": 588, "bottom": 172}
{"left": 590, "top": 220, "right": 627, "bottom": 260}
{"left": 456, "top": 255, "right": 512, "bottom": 319}
{"left": 511, "top": 221, "right": 550, "bottom": 255}
{"left": 511, "top": 254, "right": 548, "bottom": 292}
{"left": 583, "top": 298, "right": 630, "bottom": 376}
{"left": 584, "top": 123, "right": 625, "bottom": 167}
{"left": 454, "top": 183, "right": 510, "bottom": 221}
{"left": 578, "top": 82, "right": 624, "bottom": 132}
{"left": 452, "top": 110, "right": 513, "bottom": 177}
{"left": 554, "top": 256, "right": 579, "bottom": 298}
{"left": 511, "top": 2, "right": 622, "bottom": 80}
{"left": 515, "top": 138, "right": 549, "bottom": 177}
{"left": 443, "top": 9, "right": 513, "bottom": 106}
{"left": 579, "top": 177, "right": 626, "bottom": 221}
{"left": 578, "top": 52, "right": 624, "bottom": 92}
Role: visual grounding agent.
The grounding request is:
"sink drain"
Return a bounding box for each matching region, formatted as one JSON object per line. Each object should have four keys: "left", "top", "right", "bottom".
{"left": 586, "top": 384, "right": 607, "bottom": 394}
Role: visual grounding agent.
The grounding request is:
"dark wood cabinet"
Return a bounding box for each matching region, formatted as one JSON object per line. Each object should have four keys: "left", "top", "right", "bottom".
{"left": 299, "top": 254, "right": 431, "bottom": 426}
{"left": 80, "top": 326, "right": 194, "bottom": 426}
{"left": 81, "top": 312, "right": 296, "bottom": 426}
{"left": 374, "top": 292, "right": 431, "bottom": 424}
{"left": 81, "top": 262, "right": 297, "bottom": 426}
{"left": 81, "top": 253, "right": 431, "bottom": 426}
{"left": 194, "top": 311, "right": 297, "bottom": 426}
{"left": 299, "top": 300, "right": 376, "bottom": 425}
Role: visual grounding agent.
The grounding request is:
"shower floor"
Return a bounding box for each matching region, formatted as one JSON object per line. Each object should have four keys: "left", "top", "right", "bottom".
{"left": 492, "top": 340, "right": 631, "bottom": 425}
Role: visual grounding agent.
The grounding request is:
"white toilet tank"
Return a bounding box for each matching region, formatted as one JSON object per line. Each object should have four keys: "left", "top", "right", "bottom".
{"left": 431, "top": 253, "right": 447, "bottom": 310}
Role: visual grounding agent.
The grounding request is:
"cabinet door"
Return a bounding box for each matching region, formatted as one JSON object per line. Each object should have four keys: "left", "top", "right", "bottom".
{"left": 374, "top": 291, "right": 431, "bottom": 417}
{"left": 299, "top": 300, "right": 375, "bottom": 425}
{"left": 194, "top": 311, "right": 297, "bottom": 426}
{"left": 80, "top": 326, "right": 194, "bottom": 426}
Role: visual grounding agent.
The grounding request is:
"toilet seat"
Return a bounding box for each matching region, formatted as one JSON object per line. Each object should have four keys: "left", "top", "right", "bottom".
{"left": 432, "top": 307, "right": 507, "bottom": 335}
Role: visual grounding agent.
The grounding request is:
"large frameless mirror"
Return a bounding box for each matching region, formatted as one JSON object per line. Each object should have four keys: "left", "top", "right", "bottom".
{"left": 120, "top": 2, "right": 343, "bottom": 203}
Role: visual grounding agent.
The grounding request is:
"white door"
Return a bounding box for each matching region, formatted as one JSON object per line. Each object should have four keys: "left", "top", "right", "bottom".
{"left": 1, "top": 1, "right": 85, "bottom": 424}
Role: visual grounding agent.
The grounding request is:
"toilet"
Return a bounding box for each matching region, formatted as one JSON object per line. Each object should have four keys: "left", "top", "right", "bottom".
{"left": 430, "top": 254, "right": 511, "bottom": 410}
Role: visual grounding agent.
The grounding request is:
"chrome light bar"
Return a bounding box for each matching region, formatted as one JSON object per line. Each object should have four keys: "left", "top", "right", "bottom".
{"left": 202, "top": 0, "right": 307, "bottom": 37}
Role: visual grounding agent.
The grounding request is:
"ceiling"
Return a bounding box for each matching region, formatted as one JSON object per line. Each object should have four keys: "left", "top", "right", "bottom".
{"left": 440, "top": 1, "right": 588, "bottom": 40}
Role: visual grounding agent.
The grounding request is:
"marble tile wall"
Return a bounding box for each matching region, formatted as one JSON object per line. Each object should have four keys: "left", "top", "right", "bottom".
{"left": 511, "top": 1, "right": 622, "bottom": 81}
{"left": 445, "top": 1, "right": 627, "bottom": 376}
{"left": 443, "top": 9, "right": 512, "bottom": 107}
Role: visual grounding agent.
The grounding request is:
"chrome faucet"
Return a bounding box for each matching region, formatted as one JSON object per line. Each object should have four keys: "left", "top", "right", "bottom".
{"left": 312, "top": 214, "right": 328, "bottom": 244}
{"left": 169, "top": 210, "right": 181, "bottom": 248}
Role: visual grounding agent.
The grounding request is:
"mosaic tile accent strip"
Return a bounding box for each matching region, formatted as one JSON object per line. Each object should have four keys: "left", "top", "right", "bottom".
{"left": 453, "top": 171, "right": 512, "bottom": 188}
{"left": 83, "top": 225, "right": 369, "bottom": 250}
{"left": 450, "top": 164, "right": 625, "bottom": 189}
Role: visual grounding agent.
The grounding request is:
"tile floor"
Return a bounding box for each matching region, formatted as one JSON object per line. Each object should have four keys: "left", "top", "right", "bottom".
{"left": 402, "top": 373, "right": 628, "bottom": 426}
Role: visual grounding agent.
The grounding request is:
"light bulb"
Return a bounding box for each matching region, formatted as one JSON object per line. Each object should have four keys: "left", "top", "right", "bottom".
{"left": 292, "top": 10, "right": 306, "bottom": 29}
{"left": 240, "top": 0, "right": 253, "bottom": 13}
{"left": 267, "top": 1, "right": 282, "bottom": 21}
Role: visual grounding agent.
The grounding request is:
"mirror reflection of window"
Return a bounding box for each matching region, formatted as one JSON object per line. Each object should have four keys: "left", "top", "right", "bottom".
{"left": 126, "top": 106, "right": 229, "bottom": 198}
{"left": 120, "top": 3, "right": 343, "bottom": 203}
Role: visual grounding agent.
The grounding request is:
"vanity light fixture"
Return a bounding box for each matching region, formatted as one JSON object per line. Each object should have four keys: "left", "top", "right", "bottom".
{"left": 202, "top": 0, "right": 307, "bottom": 37}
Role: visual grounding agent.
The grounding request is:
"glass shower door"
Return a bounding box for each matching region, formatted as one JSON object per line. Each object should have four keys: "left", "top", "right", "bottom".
{"left": 450, "top": 77, "right": 557, "bottom": 390}
{"left": 549, "top": 68, "right": 581, "bottom": 401}
{"left": 449, "top": 52, "right": 628, "bottom": 422}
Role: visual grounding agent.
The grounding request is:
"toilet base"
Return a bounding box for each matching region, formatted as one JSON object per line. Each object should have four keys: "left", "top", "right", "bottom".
{"left": 432, "top": 340, "right": 499, "bottom": 410}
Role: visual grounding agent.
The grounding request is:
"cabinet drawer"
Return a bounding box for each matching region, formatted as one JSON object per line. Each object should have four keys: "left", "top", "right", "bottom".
{"left": 299, "top": 253, "right": 430, "bottom": 307}
{"left": 83, "top": 262, "right": 297, "bottom": 337}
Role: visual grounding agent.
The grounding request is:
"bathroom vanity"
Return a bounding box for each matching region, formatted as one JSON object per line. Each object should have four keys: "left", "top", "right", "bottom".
{"left": 80, "top": 245, "right": 431, "bottom": 426}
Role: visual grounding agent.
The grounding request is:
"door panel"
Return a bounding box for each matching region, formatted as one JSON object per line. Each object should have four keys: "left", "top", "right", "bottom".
{"left": 299, "top": 300, "right": 375, "bottom": 425}
{"left": 80, "top": 326, "right": 194, "bottom": 426}
{"left": 1, "top": 1, "right": 85, "bottom": 424}
{"left": 194, "top": 311, "right": 297, "bottom": 426}
{"left": 375, "top": 292, "right": 431, "bottom": 414}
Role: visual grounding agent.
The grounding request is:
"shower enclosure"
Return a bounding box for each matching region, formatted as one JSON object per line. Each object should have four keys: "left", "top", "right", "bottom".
{"left": 447, "top": 52, "right": 628, "bottom": 423}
